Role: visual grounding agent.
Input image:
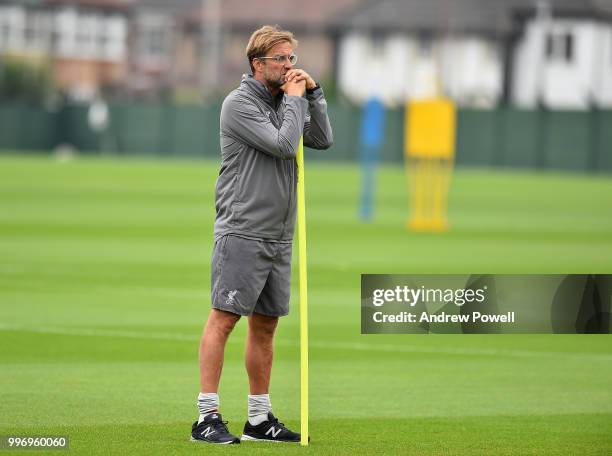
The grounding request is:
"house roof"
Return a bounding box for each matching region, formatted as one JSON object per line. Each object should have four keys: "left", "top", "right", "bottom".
{"left": 338, "top": 0, "right": 509, "bottom": 35}
{"left": 131, "top": 0, "right": 199, "bottom": 14}
{"left": 11, "top": 0, "right": 612, "bottom": 28}
{"left": 0, "top": 0, "right": 130, "bottom": 9}
{"left": 134, "top": 0, "right": 361, "bottom": 30}
{"left": 44, "top": 0, "right": 131, "bottom": 10}
{"left": 31, "top": 0, "right": 612, "bottom": 31}
{"left": 336, "top": 0, "right": 612, "bottom": 36}
{"left": 201, "top": 0, "right": 359, "bottom": 27}
{"left": 508, "top": 0, "right": 612, "bottom": 19}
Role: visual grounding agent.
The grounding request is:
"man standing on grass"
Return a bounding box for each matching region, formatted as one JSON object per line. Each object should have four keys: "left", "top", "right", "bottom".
{"left": 191, "top": 25, "right": 333, "bottom": 444}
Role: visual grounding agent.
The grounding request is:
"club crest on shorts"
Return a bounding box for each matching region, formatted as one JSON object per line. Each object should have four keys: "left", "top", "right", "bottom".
{"left": 226, "top": 290, "right": 238, "bottom": 305}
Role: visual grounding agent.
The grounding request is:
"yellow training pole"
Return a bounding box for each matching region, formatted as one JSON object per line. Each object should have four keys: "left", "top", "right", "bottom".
{"left": 296, "top": 137, "right": 309, "bottom": 446}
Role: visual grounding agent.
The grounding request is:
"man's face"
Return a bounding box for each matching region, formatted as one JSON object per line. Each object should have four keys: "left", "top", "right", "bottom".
{"left": 258, "top": 41, "right": 294, "bottom": 89}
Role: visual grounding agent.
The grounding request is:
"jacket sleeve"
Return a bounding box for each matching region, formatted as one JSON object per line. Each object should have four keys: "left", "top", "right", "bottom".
{"left": 303, "top": 87, "right": 333, "bottom": 150}
{"left": 221, "top": 94, "right": 308, "bottom": 160}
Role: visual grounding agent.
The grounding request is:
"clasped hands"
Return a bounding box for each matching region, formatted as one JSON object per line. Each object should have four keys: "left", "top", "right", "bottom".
{"left": 281, "top": 69, "right": 316, "bottom": 96}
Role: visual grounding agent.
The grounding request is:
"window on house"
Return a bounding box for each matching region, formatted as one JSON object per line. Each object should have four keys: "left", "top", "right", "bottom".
{"left": 76, "top": 13, "right": 98, "bottom": 57}
{"left": 50, "top": 28, "right": 59, "bottom": 52}
{"left": 564, "top": 33, "right": 573, "bottom": 60}
{"left": 25, "top": 11, "right": 50, "bottom": 51}
{"left": 149, "top": 28, "right": 165, "bottom": 55}
{"left": 0, "top": 22, "right": 9, "bottom": 48}
{"left": 546, "top": 31, "right": 573, "bottom": 62}
{"left": 104, "top": 16, "right": 126, "bottom": 61}
{"left": 370, "top": 32, "right": 384, "bottom": 55}
{"left": 54, "top": 9, "right": 78, "bottom": 57}
{"left": 24, "top": 14, "right": 36, "bottom": 47}
{"left": 98, "top": 27, "right": 108, "bottom": 51}
{"left": 140, "top": 23, "right": 168, "bottom": 60}
{"left": 418, "top": 34, "right": 433, "bottom": 58}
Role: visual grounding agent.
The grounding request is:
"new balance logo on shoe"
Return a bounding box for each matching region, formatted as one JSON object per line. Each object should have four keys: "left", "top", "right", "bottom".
{"left": 265, "top": 427, "right": 282, "bottom": 438}
{"left": 201, "top": 426, "right": 216, "bottom": 438}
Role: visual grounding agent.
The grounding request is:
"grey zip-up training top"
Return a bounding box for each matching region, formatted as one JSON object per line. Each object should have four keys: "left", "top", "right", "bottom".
{"left": 214, "top": 74, "right": 333, "bottom": 242}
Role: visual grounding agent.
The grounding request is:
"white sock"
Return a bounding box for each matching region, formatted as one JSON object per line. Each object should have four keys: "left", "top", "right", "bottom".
{"left": 248, "top": 394, "right": 272, "bottom": 426}
{"left": 197, "top": 392, "right": 219, "bottom": 423}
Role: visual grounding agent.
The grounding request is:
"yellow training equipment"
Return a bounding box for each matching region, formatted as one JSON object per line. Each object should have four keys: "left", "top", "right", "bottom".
{"left": 405, "top": 99, "right": 456, "bottom": 232}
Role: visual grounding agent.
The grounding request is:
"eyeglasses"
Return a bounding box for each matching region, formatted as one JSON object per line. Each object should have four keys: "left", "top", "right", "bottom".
{"left": 256, "top": 54, "right": 298, "bottom": 65}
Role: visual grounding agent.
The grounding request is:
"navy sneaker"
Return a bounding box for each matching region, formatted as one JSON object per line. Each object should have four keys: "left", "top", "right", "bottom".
{"left": 191, "top": 413, "right": 240, "bottom": 444}
{"left": 241, "top": 412, "right": 301, "bottom": 443}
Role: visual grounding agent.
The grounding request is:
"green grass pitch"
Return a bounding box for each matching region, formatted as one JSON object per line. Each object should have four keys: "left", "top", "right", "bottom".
{"left": 1, "top": 154, "right": 611, "bottom": 455}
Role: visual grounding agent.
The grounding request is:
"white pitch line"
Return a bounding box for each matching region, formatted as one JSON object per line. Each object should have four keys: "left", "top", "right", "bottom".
{"left": 0, "top": 324, "right": 199, "bottom": 342}
{"left": 305, "top": 340, "right": 612, "bottom": 362}
{"left": 0, "top": 324, "right": 610, "bottom": 362}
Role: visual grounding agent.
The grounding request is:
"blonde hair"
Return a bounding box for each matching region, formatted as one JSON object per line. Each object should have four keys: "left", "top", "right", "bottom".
{"left": 246, "top": 25, "right": 298, "bottom": 73}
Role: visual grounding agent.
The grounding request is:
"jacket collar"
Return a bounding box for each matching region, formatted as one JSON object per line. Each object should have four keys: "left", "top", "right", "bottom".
{"left": 241, "top": 74, "right": 284, "bottom": 108}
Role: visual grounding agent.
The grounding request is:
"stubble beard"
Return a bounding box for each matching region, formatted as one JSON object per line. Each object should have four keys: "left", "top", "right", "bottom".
{"left": 264, "top": 69, "right": 285, "bottom": 90}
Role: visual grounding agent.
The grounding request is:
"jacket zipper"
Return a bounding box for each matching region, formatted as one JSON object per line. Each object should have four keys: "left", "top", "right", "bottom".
{"left": 280, "top": 160, "right": 293, "bottom": 239}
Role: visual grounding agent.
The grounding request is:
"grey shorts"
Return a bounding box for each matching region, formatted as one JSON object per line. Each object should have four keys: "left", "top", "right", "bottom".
{"left": 211, "top": 234, "right": 293, "bottom": 317}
